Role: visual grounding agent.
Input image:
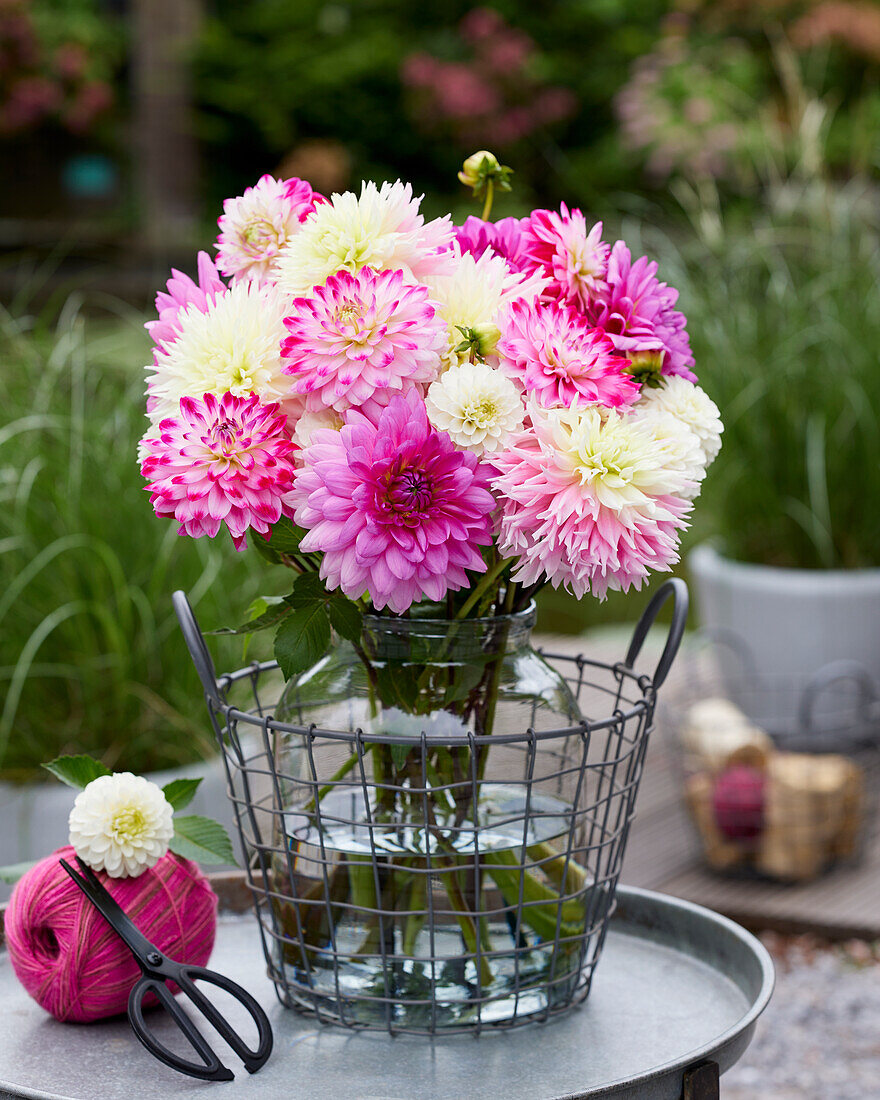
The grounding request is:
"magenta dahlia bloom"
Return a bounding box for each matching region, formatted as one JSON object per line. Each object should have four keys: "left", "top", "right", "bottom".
{"left": 146, "top": 251, "right": 226, "bottom": 356}
{"left": 280, "top": 266, "right": 446, "bottom": 413}
{"left": 290, "top": 390, "right": 494, "bottom": 612}
{"left": 140, "top": 392, "right": 297, "bottom": 550}
{"left": 497, "top": 299, "right": 639, "bottom": 410}
{"left": 522, "top": 204, "right": 610, "bottom": 309}
{"left": 492, "top": 402, "right": 692, "bottom": 599}
{"left": 215, "top": 174, "right": 322, "bottom": 283}
{"left": 587, "top": 242, "right": 696, "bottom": 382}
{"left": 455, "top": 215, "right": 532, "bottom": 274}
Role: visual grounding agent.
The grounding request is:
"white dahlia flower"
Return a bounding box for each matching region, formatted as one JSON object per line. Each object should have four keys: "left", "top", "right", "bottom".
{"left": 629, "top": 406, "right": 706, "bottom": 501}
{"left": 69, "top": 773, "right": 174, "bottom": 878}
{"left": 145, "top": 280, "right": 293, "bottom": 424}
{"left": 426, "top": 360, "right": 524, "bottom": 455}
{"left": 274, "top": 180, "right": 455, "bottom": 295}
{"left": 424, "top": 246, "right": 547, "bottom": 370}
{"left": 637, "top": 377, "right": 723, "bottom": 467}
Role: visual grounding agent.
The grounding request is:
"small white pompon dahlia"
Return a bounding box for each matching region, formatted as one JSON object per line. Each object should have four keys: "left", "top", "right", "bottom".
{"left": 273, "top": 180, "right": 455, "bottom": 296}
{"left": 145, "top": 280, "right": 294, "bottom": 425}
{"left": 426, "top": 360, "right": 524, "bottom": 455}
{"left": 637, "top": 376, "right": 723, "bottom": 467}
{"left": 69, "top": 773, "right": 174, "bottom": 878}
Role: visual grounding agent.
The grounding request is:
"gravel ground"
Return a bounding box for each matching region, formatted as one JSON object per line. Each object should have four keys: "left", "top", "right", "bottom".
{"left": 723, "top": 935, "right": 880, "bottom": 1099}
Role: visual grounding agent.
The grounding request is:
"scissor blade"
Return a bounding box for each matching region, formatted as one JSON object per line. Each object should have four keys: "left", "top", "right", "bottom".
{"left": 58, "top": 857, "right": 160, "bottom": 965}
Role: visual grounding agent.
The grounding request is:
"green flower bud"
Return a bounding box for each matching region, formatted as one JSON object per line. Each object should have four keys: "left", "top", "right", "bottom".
{"left": 458, "top": 150, "right": 501, "bottom": 189}
{"left": 453, "top": 323, "right": 501, "bottom": 361}
{"left": 625, "top": 349, "right": 665, "bottom": 388}
{"left": 457, "top": 151, "right": 514, "bottom": 201}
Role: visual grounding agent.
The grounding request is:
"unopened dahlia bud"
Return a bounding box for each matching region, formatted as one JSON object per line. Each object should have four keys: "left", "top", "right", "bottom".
{"left": 457, "top": 151, "right": 513, "bottom": 199}
{"left": 458, "top": 150, "right": 501, "bottom": 188}
{"left": 454, "top": 322, "right": 501, "bottom": 361}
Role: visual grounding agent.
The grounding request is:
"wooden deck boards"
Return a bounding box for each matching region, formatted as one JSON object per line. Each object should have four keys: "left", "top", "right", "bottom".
{"left": 539, "top": 631, "right": 880, "bottom": 940}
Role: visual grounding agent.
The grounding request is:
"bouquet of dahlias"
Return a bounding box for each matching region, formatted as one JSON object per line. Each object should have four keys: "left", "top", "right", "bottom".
{"left": 142, "top": 153, "right": 722, "bottom": 1022}
{"left": 141, "top": 152, "right": 721, "bottom": 637}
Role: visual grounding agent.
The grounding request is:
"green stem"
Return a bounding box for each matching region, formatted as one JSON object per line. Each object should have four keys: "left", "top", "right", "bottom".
{"left": 482, "top": 848, "right": 586, "bottom": 941}
{"left": 443, "top": 864, "right": 493, "bottom": 986}
{"left": 481, "top": 178, "right": 495, "bottom": 221}
{"left": 402, "top": 869, "right": 427, "bottom": 956}
{"left": 455, "top": 557, "right": 512, "bottom": 621}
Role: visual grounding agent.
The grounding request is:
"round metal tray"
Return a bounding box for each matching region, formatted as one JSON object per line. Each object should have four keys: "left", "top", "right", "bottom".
{"left": 0, "top": 885, "right": 773, "bottom": 1100}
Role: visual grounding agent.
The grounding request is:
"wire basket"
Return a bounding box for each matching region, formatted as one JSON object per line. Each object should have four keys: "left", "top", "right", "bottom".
{"left": 174, "top": 579, "right": 688, "bottom": 1035}
{"left": 665, "top": 636, "right": 880, "bottom": 882}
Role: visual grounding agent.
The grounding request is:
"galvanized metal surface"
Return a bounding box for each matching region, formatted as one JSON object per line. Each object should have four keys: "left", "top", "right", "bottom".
{"left": 0, "top": 886, "right": 773, "bottom": 1100}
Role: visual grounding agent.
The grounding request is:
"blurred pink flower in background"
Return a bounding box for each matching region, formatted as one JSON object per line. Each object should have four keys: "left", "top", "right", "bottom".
{"left": 401, "top": 7, "right": 576, "bottom": 150}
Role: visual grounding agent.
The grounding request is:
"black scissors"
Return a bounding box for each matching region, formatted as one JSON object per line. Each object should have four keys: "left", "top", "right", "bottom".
{"left": 59, "top": 855, "right": 273, "bottom": 1082}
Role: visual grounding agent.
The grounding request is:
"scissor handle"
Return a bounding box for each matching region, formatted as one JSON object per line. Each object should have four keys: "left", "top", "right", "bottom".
{"left": 128, "top": 966, "right": 273, "bottom": 1080}
{"left": 624, "top": 577, "right": 689, "bottom": 691}
{"left": 128, "top": 976, "right": 233, "bottom": 1082}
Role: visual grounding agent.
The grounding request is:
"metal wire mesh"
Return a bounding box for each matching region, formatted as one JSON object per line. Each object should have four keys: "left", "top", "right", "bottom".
{"left": 175, "top": 580, "right": 687, "bottom": 1035}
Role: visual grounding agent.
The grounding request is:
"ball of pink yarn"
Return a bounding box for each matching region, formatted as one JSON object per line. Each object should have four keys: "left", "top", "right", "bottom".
{"left": 5, "top": 844, "right": 218, "bottom": 1023}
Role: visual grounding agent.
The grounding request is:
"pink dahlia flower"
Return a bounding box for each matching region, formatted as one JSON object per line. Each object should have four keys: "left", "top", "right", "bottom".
{"left": 522, "top": 205, "right": 610, "bottom": 309}
{"left": 290, "top": 390, "right": 494, "bottom": 613}
{"left": 588, "top": 242, "right": 696, "bottom": 382}
{"left": 492, "top": 402, "right": 692, "bottom": 599}
{"left": 280, "top": 266, "right": 446, "bottom": 413}
{"left": 215, "top": 174, "right": 322, "bottom": 283}
{"left": 455, "top": 215, "right": 532, "bottom": 274}
{"left": 140, "top": 391, "right": 297, "bottom": 550}
{"left": 146, "top": 251, "right": 226, "bottom": 356}
{"left": 497, "top": 299, "right": 639, "bottom": 410}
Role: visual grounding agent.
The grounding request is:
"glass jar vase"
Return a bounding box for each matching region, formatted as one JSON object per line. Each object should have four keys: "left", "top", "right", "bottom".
{"left": 271, "top": 605, "right": 587, "bottom": 1030}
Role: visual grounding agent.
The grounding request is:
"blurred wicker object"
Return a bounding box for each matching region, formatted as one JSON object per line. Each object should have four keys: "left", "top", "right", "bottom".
{"left": 668, "top": 651, "right": 879, "bottom": 882}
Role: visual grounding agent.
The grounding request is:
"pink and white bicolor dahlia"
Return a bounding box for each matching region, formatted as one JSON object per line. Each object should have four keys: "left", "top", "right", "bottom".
{"left": 587, "top": 242, "right": 696, "bottom": 382}
{"left": 140, "top": 392, "right": 298, "bottom": 550}
{"left": 497, "top": 299, "right": 639, "bottom": 410}
{"left": 522, "top": 204, "right": 610, "bottom": 310}
{"left": 492, "top": 401, "right": 693, "bottom": 599}
{"left": 290, "top": 390, "right": 495, "bottom": 613}
{"left": 280, "top": 267, "right": 446, "bottom": 413}
{"left": 215, "top": 175, "right": 321, "bottom": 283}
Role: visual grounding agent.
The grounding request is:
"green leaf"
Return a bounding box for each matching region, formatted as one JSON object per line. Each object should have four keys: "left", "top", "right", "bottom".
{"left": 389, "top": 741, "right": 412, "bottom": 770}
{"left": 327, "top": 595, "right": 362, "bottom": 643}
{"left": 162, "top": 777, "right": 202, "bottom": 811}
{"left": 207, "top": 595, "right": 291, "bottom": 636}
{"left": 169, "top": 815, "right": 237, "bottom": 865}
{"left": 285, "top": 571, "right": 330, "bottom": 606}
{"left": 274, "top": 601, "right": 332, "bottom": 679}
{"left": 250, "top": 531, "right": 282, "bottom": 564}
{"left": 266, "top": 515, "right": 307, "bottom": 554}
{"left": 42, "top": 754, "right": 111, "bottom": 789}
{"left": 0, "top": 860, "right": 35, "bottom": 884}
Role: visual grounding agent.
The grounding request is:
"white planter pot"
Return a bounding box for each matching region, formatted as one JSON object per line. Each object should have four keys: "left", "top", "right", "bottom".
{"left": 689, "top": 543, "right": 880, "bottom": 687}
{"left": 0, "top": 751, "right": 239, "bottom": 903}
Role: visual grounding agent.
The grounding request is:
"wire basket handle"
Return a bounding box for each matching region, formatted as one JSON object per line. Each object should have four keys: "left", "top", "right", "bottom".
{"left": 798, "top": 659, "right": 879, "bottom": 735}
{"left": 173, "top": 590, "right": 221, "bottom": 706}
{"left": 624, "top": 578, "right": 689, "bottom": 691}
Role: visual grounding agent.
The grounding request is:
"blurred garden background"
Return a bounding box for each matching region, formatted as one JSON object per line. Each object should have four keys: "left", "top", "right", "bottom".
{"left": 2, "top": 0, "right": 879, "bottom": 778}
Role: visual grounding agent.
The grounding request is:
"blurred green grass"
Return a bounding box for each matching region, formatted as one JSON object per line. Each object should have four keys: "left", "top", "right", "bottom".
{"left": 0, "top": 294, "right": 272, "bottom": 779}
